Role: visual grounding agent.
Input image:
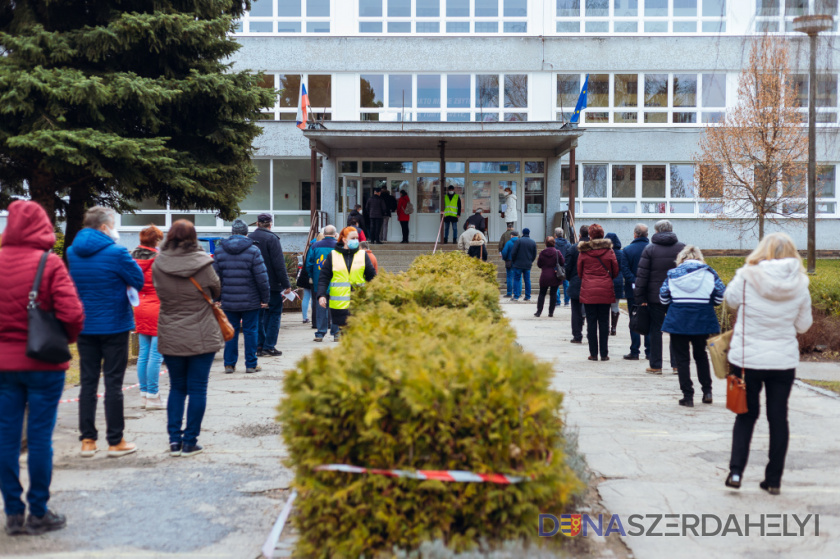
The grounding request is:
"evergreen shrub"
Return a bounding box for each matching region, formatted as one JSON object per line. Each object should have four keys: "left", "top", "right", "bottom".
{"left": 278, "top": 252, "right": 581, "bottom": 558}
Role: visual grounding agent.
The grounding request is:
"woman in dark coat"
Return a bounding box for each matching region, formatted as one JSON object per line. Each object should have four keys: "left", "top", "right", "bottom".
{"left": 605, "top": 232, "right": 634, "bottom": 336}
{"left": 578, "top": 224, "right": 619, "bottom": 361}
{"left": 535, "top": 237, "right": 565, "bottom": 318}
{"left": 467, "top": 233, "right": 488, "bottom": 261}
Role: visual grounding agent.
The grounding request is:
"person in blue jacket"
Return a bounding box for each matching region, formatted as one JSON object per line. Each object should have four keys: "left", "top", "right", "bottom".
{"left": 605, "top": 233, "right": 635, "bottom": 336}
{"left": 621, "top": 224, "right": 651, "bottom": 360}
{"left": 68, "top": 206, "right": 144, "bottom": 458}
{"left": 554, "top": 227, "right": 572, "bottom": 307}
{"left": 500, "top": 230, "right": 520, "bottom": 298}
{"left": 306, "top": 225, "right": 339, "bottom": 341}
{"left": 213, "top": 220, "right": 269, "bottom": 374}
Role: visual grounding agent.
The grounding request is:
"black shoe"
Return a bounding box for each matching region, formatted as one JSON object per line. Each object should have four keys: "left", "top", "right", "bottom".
{"left": 760, "top": 481, "right": 780, "bottom": 495}
{"left": 570, "top": 338, "right": 583, "bottom": 344}
{"left": 170, "top": 442, "right": 182, "bottom": 457}
{"left": 181, "top": 443, "right": 204, "bottom": 457}
{"left": 262, "top": 348, "right": 282, "bottom": 357}
{"left": 702, "top": 392, "right": 713, "bottom": 404}
{"left": 623, "top": 353, "right": 640, "bottom": 360}
{"left": 256, "top": 350, "right": 265, "bottom": 357}
{"left": 534, "top": 312, "right": 541, "bottom": 317}
{"left": 725, "top": 472, "right": 742, "bottom": 489}
{"left": 25, "top": 510, "right": 66, "bottom": 535}
{"left": 678, "top": 397, "right": 694, "bottom": 407}
{"left": 601, "top": 356, "right": 610, "bottom": 361}
{"left": 5, "top": 513, "right": 25, "bottom": 536}
{"left": 548, "top": 313, "right": 554, "bottom": 318}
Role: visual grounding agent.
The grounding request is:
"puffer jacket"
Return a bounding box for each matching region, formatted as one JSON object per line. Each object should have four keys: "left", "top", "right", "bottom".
{"left": 132, "top": 246, "right": 160, "bottom": 336}
{"left": 660, "top": 260, "right": 725, "bottom": 336}
{"left": 725, "top": 259, "right": 812, "bottom": 370}
{"left": 633, "top": 232, "right": 686, "bottom": 305}
{"left": 248, "top": 226, "right": 291, "bottom": 292}
{"left": 0, "top": 200, "right": 85, "bottom": 371}
{"left": 537, "top": 247, "right": 564, "bottom": 288}
{"left": 564, "top": 236, "right": 590, "bottom": 300}
{"left": 68, "top": 227, "right": 144, "bottom": 335}
{"left": 212, "top": 235, "right": 270, "bottom": 312}
{"left": 577, "top": 238, "right": 619, "bottom": 305}
{"left": 503, "top": 193, "right": 518, "bottom": 223}
{"left": 152, "top": 245, "right": 225, "bottom": 356}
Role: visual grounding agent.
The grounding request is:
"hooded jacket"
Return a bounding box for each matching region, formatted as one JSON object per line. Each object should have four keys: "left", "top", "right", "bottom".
{"left": 537, "top": 246, "right": 565, "bottom": 288}
{"left": 212, "top": 235, "right": 270, "bottom": 312}
{"left": 152, "top": 245, "right": 225, "bottom": 356}
{"left": 577, "top": 238, "right": 619, "bottom": 305}
{"left": 306, "top": 236, "right": 338, "bottom": 290}
{"left": 68, "top": 227, "right": 145, "bottom": 335}
{"left": 503, "top": 193, "right": 518, "bottom": 223}
{"left": 501, "top": 236, "right": 519, "bottom": 269}
{"left": 564, "top": 236, "right": 590, "bottom": 300}
{"left": 554, "top": 236, "right": 571, "bottom": 261}
{"left": 659, "top": 260, "right": 725, "bottom": 336}
{"left": 132, "top": 246, "right": 160, "bottom": 336}
{"left": 633, "top": 231, "right": 686, "bottom": 305}
{"left": 724, "top": 259, "right": 812, "bottom": 370}
{"left": 605, "top": 233, "right": 634, "bottom": 300}
{"left": 467, "top": 239, "right": 488, "bottom": 261}
{"left": 0, "top": 201, "right": 85, "bottom": 371}
{"left": 248, "top": 226, "right": 291, "bottom": 292}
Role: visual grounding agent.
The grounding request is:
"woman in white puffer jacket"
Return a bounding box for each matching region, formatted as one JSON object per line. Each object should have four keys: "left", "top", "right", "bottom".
{"left": 724, "top": 233, "right": 812, "bottom": 496}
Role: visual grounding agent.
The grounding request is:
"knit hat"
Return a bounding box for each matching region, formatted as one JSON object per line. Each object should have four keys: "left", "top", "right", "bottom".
{"left": 522, "top": 228, "right": 531, "bottom": 236}
{"left": 231, "top": 219, "right": 248, "bottom": 235}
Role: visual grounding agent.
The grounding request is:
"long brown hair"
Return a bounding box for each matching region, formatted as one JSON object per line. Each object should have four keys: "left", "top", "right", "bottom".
{"left": 161, "top": 220, "right": 199, "bottom": 252}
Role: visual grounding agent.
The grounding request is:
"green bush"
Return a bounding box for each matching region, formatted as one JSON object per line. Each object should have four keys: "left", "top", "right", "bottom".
{"left": 278, "top": 252, "right": 581, "bottom": 558}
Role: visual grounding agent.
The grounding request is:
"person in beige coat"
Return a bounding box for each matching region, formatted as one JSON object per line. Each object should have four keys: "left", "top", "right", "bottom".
{"left": 152, "top": 220, "right": 224, "bottom": 458}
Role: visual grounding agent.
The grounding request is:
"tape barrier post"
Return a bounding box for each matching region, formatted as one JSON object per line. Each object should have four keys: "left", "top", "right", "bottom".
{"left": 262, "top": 489, "right": 297, "bottom": 559}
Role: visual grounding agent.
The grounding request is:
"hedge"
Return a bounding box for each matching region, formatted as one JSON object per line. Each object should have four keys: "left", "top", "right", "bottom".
{"left": 278, "top": 252, "right": 581, "bottom": 558}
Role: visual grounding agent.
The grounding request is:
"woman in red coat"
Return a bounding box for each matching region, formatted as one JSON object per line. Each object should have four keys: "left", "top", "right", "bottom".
{"left": 396, "top": 189, "right": 411, "bottom": 243}
{"left": 0, "top": 200, "right": 85, "bottom": 535}
{"left": 132, "top": 226, "right": 165, "bottom": 410}
{"left": 577, "top": 224, "right": 619, "bottom": 361}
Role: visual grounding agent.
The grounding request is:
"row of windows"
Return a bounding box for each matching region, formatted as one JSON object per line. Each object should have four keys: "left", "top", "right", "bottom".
{"left": 756, "top": 1, "right": 840, "bottom": 33}
{"left": 555, "top": 0, "right": 726, "bottom": 34}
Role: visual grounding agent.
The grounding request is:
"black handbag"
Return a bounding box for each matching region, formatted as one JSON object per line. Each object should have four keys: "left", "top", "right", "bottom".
{"left": 26, "top": 251, "right": 72, "bottom": 364}
{"left": 553, "top": 249, "right": 566, "bottom": 282}
{"left": 628, "top": 304, "right": 651, "bottom": 336}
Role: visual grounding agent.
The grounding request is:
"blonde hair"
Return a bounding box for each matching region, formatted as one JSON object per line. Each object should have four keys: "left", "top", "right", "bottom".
{"left": 676, "top": 245, "right": 705, "bottom": 265}
{"left": 316, "top": 232, "right": 325, "bottom": 242}
{"left": 746, "top": 232, "right": 802, "bottom": 266}
{"left": 472, "top": 233, "right": 483, "bottom": 242}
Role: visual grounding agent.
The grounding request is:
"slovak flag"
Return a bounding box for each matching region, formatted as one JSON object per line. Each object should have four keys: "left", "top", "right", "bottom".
{"left": 296, "top": 82, "right": 311, "bottom": 130}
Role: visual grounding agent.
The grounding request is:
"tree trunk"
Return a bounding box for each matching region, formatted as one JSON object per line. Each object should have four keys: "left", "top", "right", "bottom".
{"left": 28, "top": 171, "right": 56, "bottom": 224}
{"left": 64, "top": 182, "right": 89, "bottom": 252}
{"left": 758, "top": 214, "right": 765, "bottom": 241}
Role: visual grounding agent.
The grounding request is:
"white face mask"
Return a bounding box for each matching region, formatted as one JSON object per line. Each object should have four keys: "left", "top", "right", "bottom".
{"left": 106, "top": 226, "right": 120, "bottom": 242}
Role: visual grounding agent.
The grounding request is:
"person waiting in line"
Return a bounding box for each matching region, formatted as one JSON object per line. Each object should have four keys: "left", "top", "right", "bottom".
{"left": 510, "top": 228, "right": 537, "bottom": 302}
{"left": 306, "top": 226, "right": 339, "bottom": 342}
{"left": 348, "top": 204, "right": 364, "bottom": 232}
{"left": 565, "top": 225, "right": 591, "bottom": 344}
{"left": 359, "top": 241, "right": 379, "bottom": 273}
{"left": 317, "top": 227, "right": 377, "bottom": 341}
{"left": 131, "top": 225, "right": 166, "bottom": 411}
{"left": 441, "top": 184, "right": 461, "bottom": 244}
{"left": 347, "top": 216, "right": 367, "bottom": 241}
{"left": 464, "top": 209, "right": 486, "bottom": 234}
{"left": 622, "top": 224, "right": 651, "bottom": 361}
{"left": 605, "top": 233, "right": 634, "bottom": 336}
{"left": 365, "top": 188, "right": 387, "bottom": 245}
{"left": 458, "top": 221, "right": 487, "bottom": 253}
{"left": 502, "top": 186, "right": 518, "bottom": 229}
{"left": 153, "top": 220, "right": 225, "bottom": 458}
{"left": 534, "top": 237, "right": 565, "bottom": 318}
{"left": 554, "top": 227, "right": 572, "bottom": 307}
{"left": 248, "top": 213, "right": 292, "bottom": 358}
{"left": 577, "top": 224, "right": 619, "bottom": 361}
{"left": 0, "top": 201, "right": 85, "bottom": 536}
{"left": 467, "top": 233, "right": 488, "bottom": 261}
{"left": 380, "top": 188, "right": 397, "bottom": 243}
{"left": 501, "top": 230, "right": 520, "bottom": 298}
{"left": 724, "top": 233, "right": 812, "bottom": 495}
{"left": 396, "top": 189, "right": 411, "bottom": 243}
{"left": 213, "top": 219, "right": 269, "bottom": 374}
{"left": 659, "top": 246, "right": 725, "bottom": 408}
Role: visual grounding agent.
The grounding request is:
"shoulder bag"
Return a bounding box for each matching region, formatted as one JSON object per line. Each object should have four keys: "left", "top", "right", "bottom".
{"left": 189, "top": 277, "right": 235, "bottom": 342}
{"left": 725, "top": 279, "right": 748, "bottom": 414}
{"left": 405, "top": 201, "right": 414, "bottom": 215}
{"left": 553, "top": 249, "right": 566, "bottom": 281}
{"left": 26, "top": 251, "right": 72, "bottom": 364}
{"left": 628, "top": 304, "right": 650, "bottom": 336}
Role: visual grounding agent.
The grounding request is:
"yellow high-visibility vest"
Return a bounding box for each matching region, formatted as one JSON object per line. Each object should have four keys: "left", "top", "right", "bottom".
{"left": 328, "top": 250, "right": 366, "bottom": 310}
{"left": 444, "top": 194, "right": 459, "bottom": 218}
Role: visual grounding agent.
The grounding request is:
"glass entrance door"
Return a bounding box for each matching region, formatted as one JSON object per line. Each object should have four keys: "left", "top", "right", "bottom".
{"left": 470, "top": 178, "right": 518, "bottom": 241}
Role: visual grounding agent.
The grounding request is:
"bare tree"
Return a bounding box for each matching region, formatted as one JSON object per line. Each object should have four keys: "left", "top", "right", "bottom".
{"left": 695, "top": 36, "right": 809, "bottom": 240}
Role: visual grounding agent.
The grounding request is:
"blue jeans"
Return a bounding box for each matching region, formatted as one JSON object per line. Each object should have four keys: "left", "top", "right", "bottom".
{"left": 0, "top": 371, "right": 65, "bottom": 517}
{"left": 137, "top": 334, "right": 162, "bottom": 395}
{"left": 443, "top": 220, "right": 457, "bottom": 242}
{"left": 164, "top": 353, "right": 215, "bottom": 446}
{"left": 315, "top": 297, "right": 340, "bottom": 338}
{"left": 505, "top": 267, "right": 515, "bottom": 296}
{"left": 258, "top": 291, "right": 283, "bottom": 351}
{"left": 224, "top": 309, "right": 260, "bottom": 368}
{"left": 512, "top": 268, "right": 531, "bottom": 300}
{"left": 302, "top": 289, "right": 312, "bottom": 321}
{"left": 556, "top": 280, "right": 571, "bottom": 305}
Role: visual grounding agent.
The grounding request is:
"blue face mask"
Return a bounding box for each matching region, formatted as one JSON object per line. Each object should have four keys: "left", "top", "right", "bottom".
{"left": 347, "top": 239, "right": 360, "bottom": 250}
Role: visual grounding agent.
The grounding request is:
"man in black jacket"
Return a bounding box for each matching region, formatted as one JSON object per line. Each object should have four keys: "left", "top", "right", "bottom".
{"left": 564, "top": 225, "right": 590, "bottom": 343}
{"left": 510, "top": 228, "right": 537, "bottom": 301}
{"left": 633, "top": 219, "right": 685, "bottom": 374}
{"left": 380, "top": 189, "right": 398, "bottom": 242}
{"left": 248, "top": 214, "right": 292, "bottom": 357}
{"left": 365, "top": 189, "right": 387, "bottom": 245}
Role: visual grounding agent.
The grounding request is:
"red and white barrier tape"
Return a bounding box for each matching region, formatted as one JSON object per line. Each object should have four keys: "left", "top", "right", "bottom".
{"left": 59, "top": 369, "right": 169, "bottom": 404}
{"left": 314, "top": 464, "right": 528, "bottom": 484}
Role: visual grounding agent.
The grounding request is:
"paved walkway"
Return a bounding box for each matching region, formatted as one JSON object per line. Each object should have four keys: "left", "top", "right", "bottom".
{"left": 506, "top": 298, "right": 840, "bottom": 558}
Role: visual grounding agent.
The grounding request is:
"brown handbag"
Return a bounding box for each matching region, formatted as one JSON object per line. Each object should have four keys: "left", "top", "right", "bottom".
{"left": 725, "top": 279, "right": 748, "bottom": 414}
{"left": 189, "top": 277, "right": 235, "bottom": 342}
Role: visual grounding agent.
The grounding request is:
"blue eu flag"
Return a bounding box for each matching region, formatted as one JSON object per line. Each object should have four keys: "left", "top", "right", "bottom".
{"left": 571, "top": 74, "right": 588, "bottom": 124}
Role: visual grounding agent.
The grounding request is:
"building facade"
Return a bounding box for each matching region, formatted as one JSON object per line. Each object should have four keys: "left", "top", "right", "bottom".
{"left": 71, "top": 1, "right": 840, "bottom": 250}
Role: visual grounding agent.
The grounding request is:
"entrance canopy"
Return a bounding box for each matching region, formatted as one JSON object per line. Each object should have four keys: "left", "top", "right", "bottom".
{"left": 303, "top": 121, "right": 581, "bottom": 158}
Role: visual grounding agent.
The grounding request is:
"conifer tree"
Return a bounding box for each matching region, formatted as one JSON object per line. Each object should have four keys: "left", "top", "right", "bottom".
{"left": 0, "top": 1, "right": 273, "bottom": 246}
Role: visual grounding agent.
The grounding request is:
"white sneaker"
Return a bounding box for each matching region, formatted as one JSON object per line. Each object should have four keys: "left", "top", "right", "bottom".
{"left": 145, "top": 394, "right": 166, "bottom": 410}
{"left": 140, "top": 392, "right": 148, "bottom": 409}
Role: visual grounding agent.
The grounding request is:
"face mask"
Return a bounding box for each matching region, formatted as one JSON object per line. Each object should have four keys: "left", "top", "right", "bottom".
{"left": 106, "top": 227, "right": 120, "bottom": 242}
{"left": 448, "top": 190, "right": 454, "bottom": 195}
{"left": 347, "top": 239, "right": 360, "bottom": 250}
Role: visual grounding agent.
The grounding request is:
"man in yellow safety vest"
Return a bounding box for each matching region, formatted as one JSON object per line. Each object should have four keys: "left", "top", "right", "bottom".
{"left": 442, "top": 185, "right": 461, "bottom": 244}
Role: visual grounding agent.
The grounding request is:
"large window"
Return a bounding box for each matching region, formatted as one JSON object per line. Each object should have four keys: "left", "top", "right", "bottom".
{"left": 360, "top": 73, "right": 528, "bottom": 121}
{"left": 238, "top": 0, "right": 331, "bottom": 33}
{"left": 788, "top": 73, "right": 840, "bottom": 125}
{"left": 359, "top": 0, "right": 528, "bottom": 33}
{"left": 755, "top": 0, "right": 839, "bottom": 33}
{"left": 259, "top": 74, "right": 332, "bottom": 121}
{"left": 556, "top": 0, "right": 726, "bottom": 34}
{"left": 556, "top": 72, "right": 727, "bottom": 125}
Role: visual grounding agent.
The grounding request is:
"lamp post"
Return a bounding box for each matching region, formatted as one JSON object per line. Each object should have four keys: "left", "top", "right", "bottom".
{"left": 793, "top": 13, "right": 833, "bottom": 273}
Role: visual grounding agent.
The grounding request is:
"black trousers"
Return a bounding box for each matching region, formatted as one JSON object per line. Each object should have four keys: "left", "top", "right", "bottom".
{"left": 536, "top": 286, "right": 558, "bottom": 316}
{"left": 647, "top": 302, "right": 668, "bottom": 369}
{"left": 584, "top": 303, "right": 611, "bottom": 358}
{"left": 369, "top": 218, "right": 383, "bottom": 244}
{"left": 399, "top": 220, "right": 409, "bottom": 243}
{"left": 729, "top": 366, "right": 795, "bottom": 487}
{"left": 570, "top": 298, "right": 584, "bottom": 341}
{"left": 670, "top": 333, "right": 712, "bottom": 398}
{"left": 77, "top": 332, "right": 130, "bottom": 446}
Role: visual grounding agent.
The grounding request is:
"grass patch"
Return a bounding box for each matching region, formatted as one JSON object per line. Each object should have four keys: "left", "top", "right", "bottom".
{"left": 800, "top": 380, "right": 840, "bottom": 395}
